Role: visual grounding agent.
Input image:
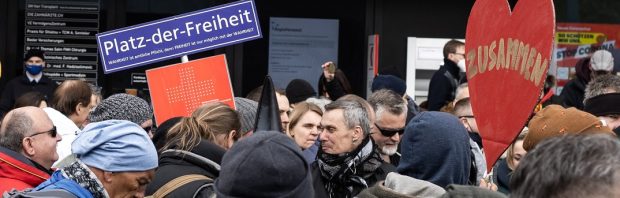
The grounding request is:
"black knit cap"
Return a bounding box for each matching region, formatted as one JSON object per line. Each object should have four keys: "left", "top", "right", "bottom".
{"left": 152, "top": 116, "right": 183, "bottom": 151}
{"left": 285, "top": 79, "right": 316, "bottom": 104}
{"left": 585, "top": 93, "right": 620, "bottom": 117}
{"left": 371, "top": 74, "right": 407, "bottom": 96}
{"left": 215, "top": 130, "right": 314, "bottom": 198}
{"left": 24, "top": 49, "right": 45, "bottom": 61}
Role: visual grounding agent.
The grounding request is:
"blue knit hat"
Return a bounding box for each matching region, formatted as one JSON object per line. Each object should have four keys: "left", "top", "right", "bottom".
{"left": 73, "top": 120, "right": 158, "bottom": 172}
{"left": 371, "top": 75, "right": 407, "bottom": 96}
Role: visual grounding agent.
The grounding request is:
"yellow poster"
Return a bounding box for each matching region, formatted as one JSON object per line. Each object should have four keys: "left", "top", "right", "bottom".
{"left": 556, "top": 32, "right": 607, "bottom": 45}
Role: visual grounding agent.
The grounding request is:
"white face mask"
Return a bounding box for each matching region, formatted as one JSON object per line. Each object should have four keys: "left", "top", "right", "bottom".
{"left": 457, "top": 59, "right": 466, "bottom": 72}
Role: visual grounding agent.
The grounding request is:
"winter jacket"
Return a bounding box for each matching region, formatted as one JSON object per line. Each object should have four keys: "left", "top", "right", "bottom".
{"left": 302, "top": 141, "right": 319, "bottom": 164}
{"left": 32, "top": 171, "right": 92, "bottom": 198}
{"left": 146, "top": 140, "right": 224, "bottom": 197}
{"left": 0, "top": 75, "right": 57, "bottom": 118}
{"left": 405, "top": 95, "right": 420, "bottom": 124}
{"left": 470, "top": 138, "right": 486, "bottom": 185}
{"left": 440, "top": 184, "right": 508, "bottom": 198}
{"left": 560, "top": 78, "right": 587, "bottom": 110}
{"left": 318, "top": 69, "right": 352, "bottom": 101}
{"left": 560, "top": 58, "right": 591, "bottom": 110}
{"left": 492, "top": 158, "right": 512, "bottom": 195}
{"left": 428, "top": 59, "right": 462, "bottom": 111}
{"left": 0, "top": 147, "right": 51, "bottom": 193}
{"left": 357, "top": 172, "right": 446, "bottom": 198}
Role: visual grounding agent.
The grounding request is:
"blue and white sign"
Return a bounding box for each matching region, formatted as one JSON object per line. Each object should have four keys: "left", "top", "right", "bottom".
{"left": 97, "top": 0, "right": 261, "bottom": 73}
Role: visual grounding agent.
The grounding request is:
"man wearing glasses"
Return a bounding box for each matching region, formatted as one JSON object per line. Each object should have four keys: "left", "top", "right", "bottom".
{"left": 368, "top": 89, "right": 407, "bottom": 167}
{"left": 0, "top": 107, "right": 61, "bottom": 192}
{"left": 428, "top": 39, "right": 466, "bottom": 111}
{"left": 453, "top": 97, "right": 487, "bottom": 185}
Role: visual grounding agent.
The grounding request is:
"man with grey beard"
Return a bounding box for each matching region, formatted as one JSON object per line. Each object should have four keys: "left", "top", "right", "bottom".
{"left": 368, "top": 89, "right": 407, "bottom": 166}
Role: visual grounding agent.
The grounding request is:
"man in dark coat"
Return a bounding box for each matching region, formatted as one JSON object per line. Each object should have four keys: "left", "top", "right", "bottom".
{"left": 0, "top": 49, "right": 58, "bottom": 118}
{"left": 311, "top": 100, "right": 392, "bottom": 198}
{"left": 561, "top": 50, "right": 614, "bottom": 110}
{"left": 427, "top": 40, "right": 466, "bottom": 111}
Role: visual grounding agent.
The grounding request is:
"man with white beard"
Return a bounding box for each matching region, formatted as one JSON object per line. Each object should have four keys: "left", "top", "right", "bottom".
{"left": 368, "top": 89, "right": 407, "bottom": 166}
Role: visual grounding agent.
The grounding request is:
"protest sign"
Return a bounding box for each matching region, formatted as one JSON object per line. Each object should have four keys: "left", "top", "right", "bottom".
{"left": 465, "top": 0, "right": 555, "bottom": 170}
{"left": 97, "top": 0, "right": 261, "bottom": 73}
{"left": 146, "top": 54, "right": 235, "bottom": 125}
{"left": 554, "top": 23, "right": 620, "bottom": 93}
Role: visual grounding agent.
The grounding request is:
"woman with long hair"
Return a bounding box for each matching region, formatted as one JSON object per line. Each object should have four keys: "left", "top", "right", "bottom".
{"left": 146, "top": 102, "right": 241, "bottom": 197}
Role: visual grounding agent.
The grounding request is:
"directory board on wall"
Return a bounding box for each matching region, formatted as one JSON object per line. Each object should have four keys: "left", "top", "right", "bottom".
{"left": 268, "top": 17, "right": 339, "bottom": 90}
{"left": 24, "top": 0, "right": 100, "bottom": 85}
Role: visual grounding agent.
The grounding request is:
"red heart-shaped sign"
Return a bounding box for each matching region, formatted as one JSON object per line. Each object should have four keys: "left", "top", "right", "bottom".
{"left": 465, "top": 0, "right": 555, "bottom": 171}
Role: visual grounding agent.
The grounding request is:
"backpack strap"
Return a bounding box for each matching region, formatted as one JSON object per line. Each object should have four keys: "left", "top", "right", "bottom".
{"left": 148, "top": 174, "right": 212, "bottom": 198}
{"left": 192, "top": 182, "right": 216, "bottom": 198}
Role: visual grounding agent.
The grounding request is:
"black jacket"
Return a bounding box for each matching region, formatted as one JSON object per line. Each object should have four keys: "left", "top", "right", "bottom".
{"left": 146, "top": 140, "right": 225, "bottom": 198}
{"left": 311, "top": 161, "right": 395, "bottom": 198}
{"left": 492, "top": 158, "right": 512, "bottom": 195}
{"left": 405, "top": 95, "right": 419, "bottom": 124}
{"left": 318, "top": 69, "right": 352, "bottom": 101}
{"left": 0, "top": 75, "right": 57, "bottom": 118}
{"left": 560, "top": 77, "right": 587, "bottom": 110}
{"left": 427, "top": 59, "right": 462, "bottom": 111}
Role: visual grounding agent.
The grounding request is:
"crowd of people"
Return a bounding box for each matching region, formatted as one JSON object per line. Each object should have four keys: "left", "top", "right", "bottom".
{"left": 0, "top": 42, "right": 618, "bottom": 198}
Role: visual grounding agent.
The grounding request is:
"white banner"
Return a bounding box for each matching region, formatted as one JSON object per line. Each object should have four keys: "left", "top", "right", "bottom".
{"left": 268, "top": 17, "right": 339, "bottom": 90}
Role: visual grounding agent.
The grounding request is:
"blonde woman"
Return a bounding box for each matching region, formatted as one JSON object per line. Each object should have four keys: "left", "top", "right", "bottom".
{"left": 493, "top": 130, "right": 528, "bottom": 195}
{"left": 146, "top": 102, "right": 241, "bottom": 197}
{"left": 287, "top": 102, "right": 322, "bottom": 151}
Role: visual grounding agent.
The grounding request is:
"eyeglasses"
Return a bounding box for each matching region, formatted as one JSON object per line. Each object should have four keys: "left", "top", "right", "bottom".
{"left": 28, "top": 126, "right": 57, "bottom": 138}
{"left": 375, "top": 123, "right": 405, "bottom": 137}
{"left": 459, "top": 115, "right": 475, "bottom": 119}
{"left": 453, "top": 52, "right": 466, "bottom": 57}
{"left": 143, "top": 126, "right": 156, "bottom": 133}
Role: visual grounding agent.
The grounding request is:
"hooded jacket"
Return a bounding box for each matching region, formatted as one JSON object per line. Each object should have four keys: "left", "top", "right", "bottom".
{"left": 0, "top": 146, "right": 51, "bottom": 193}
{"left": 397, "top": 111, "right": 471, "bottom": 188}
{"left": 560, "top": 58, "right": 591, "bottom": 110}
{"left": 146, "top": 140, "right": 225, "bottom": 197}
{"left": 357, "top": 172, "right": 446, "bottom": 198}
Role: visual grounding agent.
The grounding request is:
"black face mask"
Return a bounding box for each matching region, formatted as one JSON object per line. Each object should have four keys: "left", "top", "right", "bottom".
{"left": 469, "top": 132, "right": 483, "bottom": 149}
